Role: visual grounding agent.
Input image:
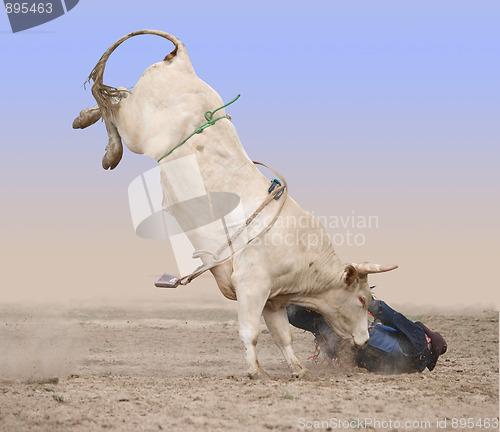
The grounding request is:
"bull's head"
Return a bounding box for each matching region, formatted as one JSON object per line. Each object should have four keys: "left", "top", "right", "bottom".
{"left": 323, "top": 262, "right": 398, "bottom": 348}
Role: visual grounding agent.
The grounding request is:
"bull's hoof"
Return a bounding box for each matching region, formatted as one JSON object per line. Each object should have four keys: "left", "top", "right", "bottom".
{"left": 248, "top": 368, "right": 271, "bottom": 380}
{"left": 291, "top": 368, "right": 311, "bottom": 380}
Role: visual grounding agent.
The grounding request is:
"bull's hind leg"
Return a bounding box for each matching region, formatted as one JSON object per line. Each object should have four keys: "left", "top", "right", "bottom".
{"left": 233, "top": 279, "right": 271, "bottom": 379}
{"left": 262, "top": 306, "right": 310, "bottom": 379}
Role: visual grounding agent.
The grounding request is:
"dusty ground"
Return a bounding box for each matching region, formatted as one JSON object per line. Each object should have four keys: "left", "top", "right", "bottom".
{"left": 0, "top": 301, "right": 498, "bottom": 432}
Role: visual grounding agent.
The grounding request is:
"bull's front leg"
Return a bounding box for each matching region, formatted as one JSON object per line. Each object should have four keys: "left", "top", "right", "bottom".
{"left": 233, "top": 279, "right": 271, "bottom": 379}
{"left": 262, "top": 306, "right": 310, "bottom": 379}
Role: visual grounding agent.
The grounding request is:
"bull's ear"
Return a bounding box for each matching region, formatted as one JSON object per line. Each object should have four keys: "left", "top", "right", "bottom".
{"left": 343, "top": 264, "right": 358, "bottom": 287}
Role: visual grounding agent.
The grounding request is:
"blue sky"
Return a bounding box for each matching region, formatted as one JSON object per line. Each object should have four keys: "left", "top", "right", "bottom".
{"left": 1, "top": 1, "right": 498, "bottom": 183}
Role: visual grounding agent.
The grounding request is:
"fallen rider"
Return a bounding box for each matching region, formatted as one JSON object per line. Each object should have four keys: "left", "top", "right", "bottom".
{"left": 287, "top": 297, "right": 447, "bottom": 373}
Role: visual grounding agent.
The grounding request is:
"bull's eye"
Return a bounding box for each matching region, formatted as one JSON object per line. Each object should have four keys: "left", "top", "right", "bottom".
{"left": 358, "top": 296, "right": 366, "bottom": 307}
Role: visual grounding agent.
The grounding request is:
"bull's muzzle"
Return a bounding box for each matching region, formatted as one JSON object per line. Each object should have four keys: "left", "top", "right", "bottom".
{"left": 353, "top": 334, "right": 370, "bottom": 349}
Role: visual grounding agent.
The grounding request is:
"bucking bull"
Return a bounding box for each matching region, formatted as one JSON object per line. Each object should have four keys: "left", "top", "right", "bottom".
{"left": 73, "top": 30, "right": 398, "bottom": 379}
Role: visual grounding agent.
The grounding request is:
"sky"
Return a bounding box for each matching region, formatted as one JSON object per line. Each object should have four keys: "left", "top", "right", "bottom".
{"left": 0, "top": 0, "right": 498, "bottom": 308}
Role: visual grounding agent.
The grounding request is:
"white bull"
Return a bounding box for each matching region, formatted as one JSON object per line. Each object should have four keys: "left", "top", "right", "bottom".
{"left": 74, "top": 30, "right": 398, "bottom": 379}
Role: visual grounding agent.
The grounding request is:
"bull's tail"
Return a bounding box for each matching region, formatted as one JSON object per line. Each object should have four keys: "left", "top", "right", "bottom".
{"left": 86, "top": 30, "right": 185, "bottom": 113}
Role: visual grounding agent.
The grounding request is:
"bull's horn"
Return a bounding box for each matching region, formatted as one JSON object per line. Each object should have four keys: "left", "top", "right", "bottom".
{"left": 86, "top": 30, "right": 186, "bottom": 113}
{"left": 353, "top": 262, "right": 398, "bottom": 275}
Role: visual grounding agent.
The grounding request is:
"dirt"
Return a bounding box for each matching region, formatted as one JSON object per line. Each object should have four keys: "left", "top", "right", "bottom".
{"left": 0, "top": 302, "right": 498, "bottom": 431}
